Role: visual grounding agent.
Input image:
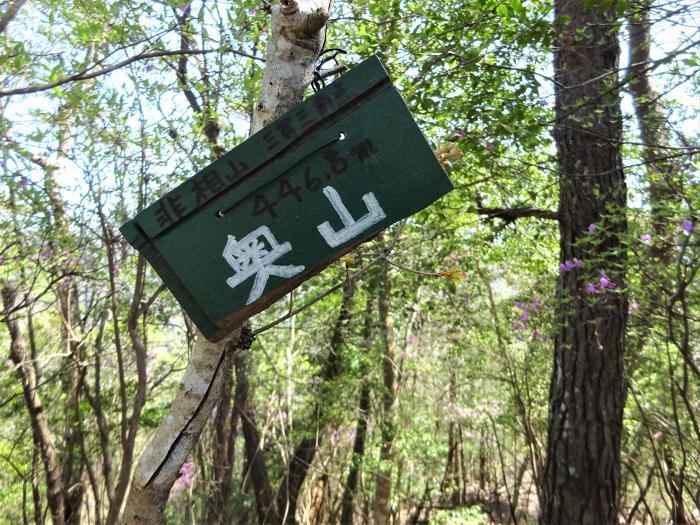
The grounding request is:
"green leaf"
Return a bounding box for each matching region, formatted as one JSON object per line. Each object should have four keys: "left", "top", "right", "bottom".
{"left": 496, "top": 4, "right": 509, "bottom": 18}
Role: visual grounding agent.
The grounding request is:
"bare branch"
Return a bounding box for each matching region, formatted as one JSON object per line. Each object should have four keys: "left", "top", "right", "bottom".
{"left": 1, "top": 132, "right": 53, "bottom": 169}
{"left": 253, "top": 221, "right": 405, "bottom": 336}
{"left": 0, "top": 0, "right": 27, "bottom": 34}
{"left": 0, "top": 47, "right": 263, "bottom": 98}
{"left": 476, "top": 206, "right": 559, "bottom": 222}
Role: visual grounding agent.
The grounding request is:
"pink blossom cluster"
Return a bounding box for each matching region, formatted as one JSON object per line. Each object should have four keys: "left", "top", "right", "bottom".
{"left": 559, "top": 258, "right": 583, "bottom": 273}
{"left": 585, "top": 271, "right": 616, "bottom": 294}
{"left": 511, "top": 299, "right": 549, "bottom": 342}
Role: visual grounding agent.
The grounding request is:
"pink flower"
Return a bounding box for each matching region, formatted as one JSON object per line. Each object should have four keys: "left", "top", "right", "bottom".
{"left": 399, "top": 350, "right": 407, "bottom": 359}
{"left": 569, "top": 258, "right": 583, "bottom": 269}
{"left": 587, "top": 224, "right": 597, "bottom": 233}
{"left": 560, "top": 258, "right": 583, "bottom": 272}
{"left": 179, "top": 460, "right": 195, "bottom": 487}
{"left": 599, "top": 271, "right": 615, "bottom": 289}
{"left": 515, "top": 300, "right": 528, "bottom": 311}
{"left": 640, "top": 233, "right": 652, "bottom": 243}
{"left": 586, "top": 283, "right": 598, "bottom": 294}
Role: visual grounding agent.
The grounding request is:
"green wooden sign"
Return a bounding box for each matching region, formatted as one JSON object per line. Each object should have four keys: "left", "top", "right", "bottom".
{"left": 120, "top": 56, "right": 453, "bottom": 341}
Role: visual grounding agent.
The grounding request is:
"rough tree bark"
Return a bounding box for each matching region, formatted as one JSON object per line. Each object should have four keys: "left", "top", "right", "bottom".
{"left": 540, "top": 0, "right": 628, "bottom": 523}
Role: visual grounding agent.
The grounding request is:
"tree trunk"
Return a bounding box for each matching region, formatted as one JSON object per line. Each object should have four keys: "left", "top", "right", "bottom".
{"left": 124, "top": 2, "right": 331, "bottom": 522}
{"left": 277, "top": 277, "right": 354, "bottom": 524}
{"left": 441, "top": 368, "right": 465, "bottom": 505}
{"left": 628, "top": 0, "right": 681, "bottom": 259}
{"left": 234, "top": 1, "right": 332, "bottom": 522}
{"left": 540, "top": 0, "right": 628, "bottom": 523}
{"left": 540, "top": 0, "right": 627, "bottom": 525}
{"left": 2, "top": 283, "right": 66, "bottom": 525}
{"left": 340, "top": 380, "right": 371, "bottom": 525}
{"left": 250, "top": 0, "right": 332, "bottom": 132}
{"left": 306, "top": 474, "right": 328, "bottom": 525}
{"left": 205, "top": 353, "right": 238, "bottom": 525}
{"left": 122, "top": 330, "right": 240, "bottom": 523}
{"left": 340, "top": 293, "right": 375, "bottom": 525}
{"left": 374, "top": 257, "right": 398, "bottom": 525}
{"left": 235, "top": 328, "right": 281, "bottom": 525}
{"left": 627, "top": 10, "right": 690, "bottom": 523}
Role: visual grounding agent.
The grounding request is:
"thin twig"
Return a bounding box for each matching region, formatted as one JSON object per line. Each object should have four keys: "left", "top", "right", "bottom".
{"left": 0, "top": 47, "right": 264, "bottom": 98}
{"left": 252, "top": 222, "right": 406, "bottom": 336}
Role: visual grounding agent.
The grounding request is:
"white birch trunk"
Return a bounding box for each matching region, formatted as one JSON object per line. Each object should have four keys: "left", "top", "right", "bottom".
{"left": 122, "top": 2, "right": 331, "bottom": 522}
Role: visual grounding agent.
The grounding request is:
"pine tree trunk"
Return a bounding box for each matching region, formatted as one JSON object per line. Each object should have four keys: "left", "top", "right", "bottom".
{"left": 540, "top": 0, "right": 628, "bottom": 523}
